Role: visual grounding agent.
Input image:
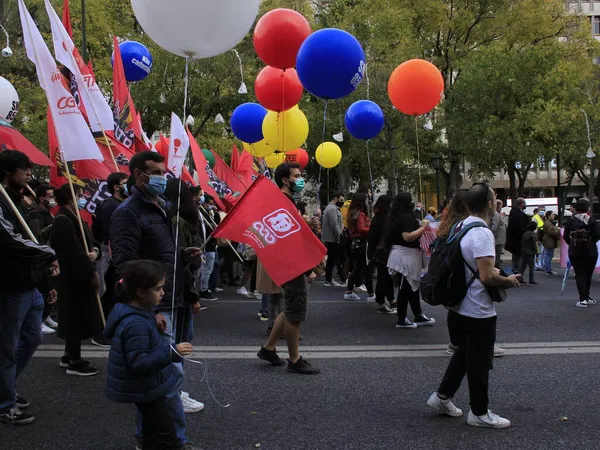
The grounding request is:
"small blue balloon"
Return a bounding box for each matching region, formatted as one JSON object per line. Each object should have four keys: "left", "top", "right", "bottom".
{"left": 345, "top": 100, "right": 385, "bottom": 140}
{"left": 111, "top": 41, "right": 153, "bottom": 82}
{"left": 230, "top": 103, "right": 267, "bottom": 144}
{"left": 296, "top": 29, "right": 366, "bottom": 100}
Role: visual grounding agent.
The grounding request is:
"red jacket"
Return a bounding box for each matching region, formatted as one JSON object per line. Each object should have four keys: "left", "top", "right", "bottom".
{"left": 349, "top": 212, "right": 371, "bottom": 239}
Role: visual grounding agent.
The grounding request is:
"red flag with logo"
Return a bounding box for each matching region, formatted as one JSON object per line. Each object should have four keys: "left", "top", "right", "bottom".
{"left": 212, "top": 176, "right": 327, "bottom": 285}
{"left": 211, "top": 149, "right": 248, "bottom": 194}
{"left": 230, "top": 144, "right": 240, "bottom": 171}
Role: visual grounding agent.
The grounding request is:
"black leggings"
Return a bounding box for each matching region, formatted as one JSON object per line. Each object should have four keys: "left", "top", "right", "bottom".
{"left": 396, "top": 274, "right": 422, "bottom": 320}
{"left": 65, "top": 339, "right": 81, "bottom": 362}
{"left": 347, "top": 251, "right": 373, "bottom": 294}
{"left": 375, "top": 262, "right": 394, "bottom": 305}
{"left": 571, "top": 254, "right": 597, "bottom": 301}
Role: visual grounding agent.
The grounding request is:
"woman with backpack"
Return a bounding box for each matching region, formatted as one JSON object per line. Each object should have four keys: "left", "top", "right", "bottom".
{"left": 564, "top": 199, "right": 600, "bottom": 308}
{"left": 344, "top": 193, "right": 374, "bottom": 301}
{"left": 385, "top": 193, "right": 435, "bottom": 328}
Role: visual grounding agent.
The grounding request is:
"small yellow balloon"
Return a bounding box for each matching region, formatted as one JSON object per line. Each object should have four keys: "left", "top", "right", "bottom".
{"left": 315, "top": 142, "right": 342, "bottom": 169}
{"left": 243, "top": 139, "right": 275, "bottom": 158}
{"left": 262, "top": 108, "right": 309, "bottom": 152}
{"left": 264, "top": 152, "right": 286, "bottom": 169}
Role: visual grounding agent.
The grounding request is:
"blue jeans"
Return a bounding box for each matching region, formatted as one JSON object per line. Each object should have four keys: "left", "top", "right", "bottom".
{"left": 209, "top": 248, "right": 220, "bottom": 291}
{"left": 199, "top": 251, "right": 216, "bottom": 292}
{"left": 535, "top": 242, "right": 544, "bottom": 269}
{"left": 136, "top": 309, "right": 187, "bottom": 445}
{"left": 543, "top": 247, "right": 554, "bottom": 273}
{"left": 0, "top": 289, "right": 44, "bottom": 413}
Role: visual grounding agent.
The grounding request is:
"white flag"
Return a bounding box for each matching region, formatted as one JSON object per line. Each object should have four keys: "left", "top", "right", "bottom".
{"left": 18, "top": 0, "right": 102, "bottom": 162}
{"left": 44, "top": 0, "right": 113, "bottom": 133}
{"left": 167, "top": 113, "right": 190, "bottom": 178}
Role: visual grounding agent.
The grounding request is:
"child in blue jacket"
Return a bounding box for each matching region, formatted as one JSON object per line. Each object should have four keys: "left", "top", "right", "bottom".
{"left": 104, "top": 260, "right": 198, "bottom": 450}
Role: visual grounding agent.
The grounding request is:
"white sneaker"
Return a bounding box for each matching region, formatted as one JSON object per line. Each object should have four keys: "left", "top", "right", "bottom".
{"left": 41, "top": 323, "right": 56, "bottom": 335}
{"left": 237, "top": 287, "right": 249, "bottom": 296}
{"left": 44, "top": 316, "right": 58, "bottom": 328}
{"left": 367, "top": 295, "right": 377, "bottom": 303}
{"left": 180, "top": 391, "right": 204, "bottom": 414}
{"left": 576, "top": 300, "right": 588, "bottom": 308}
{"left": 324, "top": 280, "right": 343, "bottom": 287}
{"left": 396, "top": 318, "right": 417, "bottom": 329}
{"left": 493, "top": 346, "right": 506, "bottom": 357}
{"left": 357, "top": 285, "right": 368, "bottom": 292}
{"left": 587, "top": 297, "right": 597, "bottom": 305}
{"left": 427, "top": 392, "right": 463, "bottom": 417}
{"left": 254, "top": 291, "right": 262, "bottom": 300}
{"left": 467, "top": 410, "right": 511, "bottom": 429}
{"left": 344, "top": 292, "right": 361, "bottom": 301}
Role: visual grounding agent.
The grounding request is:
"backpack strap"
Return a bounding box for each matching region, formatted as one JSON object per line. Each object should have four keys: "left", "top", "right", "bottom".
{"left": 454, "top": 221, "right": 489, "bottom": 289}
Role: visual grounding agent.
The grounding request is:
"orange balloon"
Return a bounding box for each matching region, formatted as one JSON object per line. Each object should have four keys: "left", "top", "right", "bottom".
{"left": 388, "top": 59, "right": 444, "bottom": 116}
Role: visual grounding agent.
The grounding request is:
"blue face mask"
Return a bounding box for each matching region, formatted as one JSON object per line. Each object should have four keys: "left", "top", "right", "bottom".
{"left": 145, "top": 174, "right": 167, "bottom": 196}
{"left": 199, "top": 195, "right": 206, "bottom": 204}
{"left": 77, "top": 198, "right": 87, "bottom": 210}
{"left": 291, "top": 177, "right": 305, "bottom": 193}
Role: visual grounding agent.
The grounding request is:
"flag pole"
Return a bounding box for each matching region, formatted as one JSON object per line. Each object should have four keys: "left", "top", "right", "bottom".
{"left": 0, "top": 184, "right": 39, "bottom": 243}
{"left": 21, "top": 6, "right": 105, "bottom": 326}
{"left": 199, "top": 204, "right": 244, "bottom": 263}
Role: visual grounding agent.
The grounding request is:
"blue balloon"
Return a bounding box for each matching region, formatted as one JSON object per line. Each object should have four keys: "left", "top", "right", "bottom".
{"left": 345, "top": 100, "right": 385, "bottom": 140}
{"left": 230, "top": 103, "right": 267, "bottom": 144}
{"left": 296, "top": 29, "right": 366, "bottom": 100}
{"left": 111, "top": 41, "right": 153, "bottom": 82}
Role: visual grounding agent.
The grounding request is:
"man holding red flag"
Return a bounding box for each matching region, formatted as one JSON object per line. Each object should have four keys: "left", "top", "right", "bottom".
{"left": 212, "top": 163, "right": 326, "bottom": 374}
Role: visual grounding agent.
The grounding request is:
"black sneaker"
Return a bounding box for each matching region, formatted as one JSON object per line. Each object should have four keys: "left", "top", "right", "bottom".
{"left": 287, "top": 357, "right": 320, "bottom": 374}
{"left": 200, "top": 291, "right": 218, "bottom": 302}
{"left": 257, "top": 347, "right": 285, "bottom": 366}
{"left": 66, "top": 360, "right": 99, "bottom": 377}
{"left": 529, "top": 281, "right": 540, "bottom": 287}
{"left": 199, "top": 304, "right": 208, "bottom": 311}
{"left": 0, "top": 407, "right": 35, "bottom": 425}
{"left": 260, "top": 312, "right": 268, "bottom": 322}
{"left": 91, "top": 337, "right": 111, "bottom": 348}
{"left": 15, "top": 394, "right": 29, "bottom": 409}
{"left": 61, "top": 356, "right": 92, "bottom": 369}
{"left": 414, "top": 314, "right": 436, "bottom": 327}
{"left": 377, "top": 305, "right": 396, "bottom": 315}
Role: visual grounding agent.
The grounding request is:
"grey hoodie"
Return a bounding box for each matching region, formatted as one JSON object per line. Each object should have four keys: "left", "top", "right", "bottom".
{"left": 322, "top": 203, "right": 342, "bottom": 243}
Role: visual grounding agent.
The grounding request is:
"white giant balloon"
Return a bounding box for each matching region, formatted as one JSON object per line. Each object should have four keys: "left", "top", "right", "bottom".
{"left": 0, "top": 76, "right": 19, "bottom": 123}
{"left": 130, "top": 0, "right": 260, "bottom": 58}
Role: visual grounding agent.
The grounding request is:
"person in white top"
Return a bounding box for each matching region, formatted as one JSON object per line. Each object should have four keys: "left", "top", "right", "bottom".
{"left": 427, "top": 183, "right": 520, "bottom": 429}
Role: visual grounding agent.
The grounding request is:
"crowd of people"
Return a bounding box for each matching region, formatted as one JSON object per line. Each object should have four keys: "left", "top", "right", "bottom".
{"left": 2, "top": 147, "right": 599, "bottom": 443}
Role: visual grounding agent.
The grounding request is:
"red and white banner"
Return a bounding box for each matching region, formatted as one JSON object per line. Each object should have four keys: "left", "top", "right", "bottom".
{"left": 45, "top": 0, "right": 113, "bottom": 133}
{"left": 18, "top": 0, "right": 102, "bottom": 163}
{"left": 212, "top": 176, "right": 327, "bottom": 285}
{"left": 167, "top": 113, "right": 190, "bottom": 178}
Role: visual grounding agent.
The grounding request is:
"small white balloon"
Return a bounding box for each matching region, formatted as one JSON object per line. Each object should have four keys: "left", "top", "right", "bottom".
{"left": 587, "top": 147, "right": 596, "bottom": 159}
{"left": 0, "top": 76, "right": 19, "bottom": 123}
{"left": 333, "top": 132, "right": 344, "bottom": 143}
{"left": 215, "top": 113, "right": 225, "bottom": 124}
{"left": 186, "top": 115, "right": 195, "bottom": 126}
{"left": 424, "top": 118, "right": 433, "bottom": 131}
{"left": 130, "top": 0, "right": 261, "bottom": 59}
{"left": 238, "top": 82, "right": 248, "bottom": 95}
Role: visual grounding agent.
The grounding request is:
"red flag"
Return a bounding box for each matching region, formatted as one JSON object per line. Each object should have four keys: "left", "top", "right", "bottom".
{"left": 212, "top": 176, "right": 327, "bottom": 285}
{"left": 230, "top": 144, "right": 240, "bottom": 171}
{"left": 0, "top": 118, "right": 54, "bottom": 167}
{"left": 62, "top": 0, "right": 73, "bottom": 38}
{"left": 237, "top": 147, "right": 254, "bottom": 187}
{"left": 211, "top": 149, "right": 248, "bottom": 194}
{"left": 187, "top": 128, "right": 227, "bottom": 211}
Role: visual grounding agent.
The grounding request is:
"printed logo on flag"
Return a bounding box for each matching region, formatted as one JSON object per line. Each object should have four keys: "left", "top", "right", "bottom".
{"left": 247, "top": 208, "right": 301, "bottom": 248}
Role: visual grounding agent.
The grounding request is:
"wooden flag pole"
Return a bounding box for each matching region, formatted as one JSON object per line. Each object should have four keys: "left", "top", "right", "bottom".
{"left": 0, "top": 184, "right": 38, "bottom": 243}
{"left": 199, "top": 204, "right": 244, "bottom": 263}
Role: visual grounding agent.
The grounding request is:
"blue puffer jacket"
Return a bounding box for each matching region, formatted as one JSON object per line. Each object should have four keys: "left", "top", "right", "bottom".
{"left": 104, "top": 303, "right": 181, "bottom": 404}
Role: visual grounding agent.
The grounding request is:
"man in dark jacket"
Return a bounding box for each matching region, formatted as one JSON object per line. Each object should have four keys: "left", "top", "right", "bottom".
{"left": 0, "top": 150, "right": 58, "bottom": 426}
{"left": 506, "top": 198, "right": 530, "bottom": 274}
{"left": 109, "top": 151, "right": 201, "bottom": 441}
{"left": 27, "top": 184, "right": 55, "bottom": 240}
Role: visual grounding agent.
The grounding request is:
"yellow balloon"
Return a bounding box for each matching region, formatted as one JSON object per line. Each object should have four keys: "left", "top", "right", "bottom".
{"left": 315, "top": 142, "right": 342, "bottom": 169}
{"left": 264, "top": 152, "right": 286, "bottom": 169}
{"left": 243, "top": 139, "right": 274, "bottom": 158}
{"left": 262, "top": 108, "right": 309, "bottom": 152}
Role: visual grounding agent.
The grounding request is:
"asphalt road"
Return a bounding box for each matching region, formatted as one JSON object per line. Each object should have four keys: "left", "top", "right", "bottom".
{"left": 3, "top": 265, "right": 600, "bottom": 450}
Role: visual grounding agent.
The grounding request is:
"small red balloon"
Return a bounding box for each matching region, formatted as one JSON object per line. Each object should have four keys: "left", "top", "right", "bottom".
{"left": 255, "top": 67, "right": 303, "bottom": 112}
{"left": 253, "top": 9, "right": 312, "bottom": 69}
{"left": 285, "top": 148, "right": 309, "bottom": 169}
{"left": 388, "top": 59, "right": 444, "bottom": 116}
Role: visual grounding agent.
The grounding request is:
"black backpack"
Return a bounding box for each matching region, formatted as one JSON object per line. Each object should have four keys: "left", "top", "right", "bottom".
{"left": 570, "top": 228, "right": 591, "bottom": 250}
{"left": 420, "top": 221, "right": 488, "bottom": 307}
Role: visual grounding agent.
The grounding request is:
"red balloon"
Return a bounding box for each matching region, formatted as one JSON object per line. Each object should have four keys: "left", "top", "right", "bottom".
{"left": 255, "top": 67, "right": 303, "bottom": 112}
{"left": 285, "top": 148, "right": 309, "bottom": 169}
{"left": 388, "top": 59, "right": 444, "bottom": 116}
{"left": 253, "top": 9, "right": 312, "bottom": 69}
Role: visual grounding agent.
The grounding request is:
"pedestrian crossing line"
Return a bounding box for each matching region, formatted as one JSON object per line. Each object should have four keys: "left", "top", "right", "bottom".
{"left": 34, "top": 341, "right": 600, "bottom": 359}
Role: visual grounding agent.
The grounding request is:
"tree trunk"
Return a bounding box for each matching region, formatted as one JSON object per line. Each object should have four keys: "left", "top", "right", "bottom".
{"left": 387, "top": 144, "right": 398, "bottom": 196}
{"left": 507, "top": 163, "right": 517, "bottom": 200}
{"left": 446, "top": 159, "right": 462, "bottom": 196}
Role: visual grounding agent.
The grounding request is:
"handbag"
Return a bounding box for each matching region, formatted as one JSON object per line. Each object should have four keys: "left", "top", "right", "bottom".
{"left": 351, "top": 237, "right": 366, "bottom": 254}
{"left": 465, "top": 261, "right": 507, "bottom": 303}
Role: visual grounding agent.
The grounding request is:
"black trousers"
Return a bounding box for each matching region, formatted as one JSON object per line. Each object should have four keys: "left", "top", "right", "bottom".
{"left": 511, "top": 252, "right": 521, "bottom": 274}
{"left": 395, "top": 274, "right": 422, "bottom": 320}
{"left": 438, "top": 311, "right": 496, "bottom": 416}
{"left": 375, "top": 262, "right": 394, "bottom": 305}
{"left": 325, "top": 242, "right": 345, "bottom": 283}
{"left": 570, "top": 254, "right": 597, "bottom": 301}
{"left": 64, "top": 338, "right": 81, "bottom": 362}
{"left": 135, "top": 398, "right": 180, "bottom": 449}
{"left": 347, "top": 251, "right": 373, "bottom": 293}
{"left": 519, "top": 254, "right": 535, "bottom": 283}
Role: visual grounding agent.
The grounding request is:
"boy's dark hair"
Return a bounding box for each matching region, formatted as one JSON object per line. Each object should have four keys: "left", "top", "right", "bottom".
{"left": 107, "top": 172, "right": 128, "bottom": 195}
{"left": 115, "top": 260, "right": 166, "bottom": 304}
{"left": 331, "top": 192, "right": 343, "bottom": 201}
{"left": 533, "top": 208, "right": 538, "bottom": 215}
{"left": 129, "top": 151, "right": 165, "bottom": 176}
{"left": 55, "top": 183, "right": 82, "bottom": 207}
{"left": 545, "top": 210, "right": 554, "bottom": 219}
{"left": 274, "top": 162, "right": 301, "bottom": 188}
{"left": 528, "top": 221, "right": 538, "bottom": 232}
{"left": 35, "top": 184, "right": 53, "bottom": 199}
{"left": 467, "top": 183, "right": 494, "bottom": 214}
{"left": 189, "top": 186, "right": 202, "bottom": 197}
{"left": 0, "top": 150, "right": 32, "bottom": 179}
{"left": 574, "top": 198, "right": 591, "bottom": 213}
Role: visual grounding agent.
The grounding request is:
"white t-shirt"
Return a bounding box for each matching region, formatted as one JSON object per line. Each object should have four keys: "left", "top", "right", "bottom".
{"left": 449, "top": 216, "right": 497, "bottom": 319}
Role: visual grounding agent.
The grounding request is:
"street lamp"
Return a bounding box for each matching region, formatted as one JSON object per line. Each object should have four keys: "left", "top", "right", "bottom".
{"left": 431, "top": 155, "right": 443, "bottom": 210}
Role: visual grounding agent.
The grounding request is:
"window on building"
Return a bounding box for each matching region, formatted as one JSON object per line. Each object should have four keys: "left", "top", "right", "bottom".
{"left": 594, "top": 16, "right": 600, "bottom": 36}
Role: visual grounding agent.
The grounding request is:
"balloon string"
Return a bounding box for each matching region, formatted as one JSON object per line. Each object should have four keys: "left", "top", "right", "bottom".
{"left": 366, "top": 63, "right": 370, "bottom": 100}
{"left": 232, "top": 49, "right": 244, "bottom": 88}
{"left": 415, "top": 116, "right": 423, "bottom": 205}
{"left": 183, "top": 57, "right": 190, "bottom": 121}
{"left": 281, "top": 70, "right": 285, "bottom": 156}
{"left": 0, "top": 22, "right": 9, "bottom": 48}
{"left": 366, "top": 140, "right": 374, "bottom": 199}
{"left": 318, "top": 100, "right": 328, "bottom": 185}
